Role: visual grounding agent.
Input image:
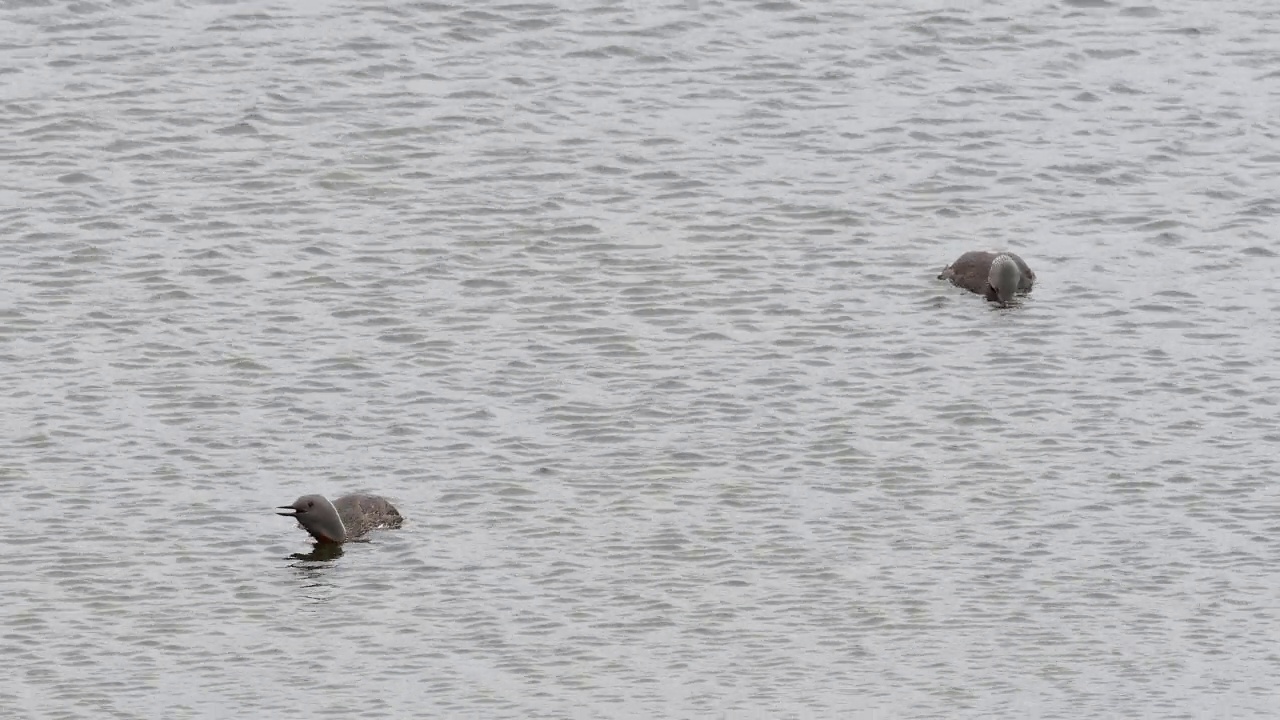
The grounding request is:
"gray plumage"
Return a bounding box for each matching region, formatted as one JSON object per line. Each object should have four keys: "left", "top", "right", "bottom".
{"left": 277, "top": 493, "right": 403, "bottom": 544}
{"left": 938, "top": 251, "right": 1035, "bottom": 303}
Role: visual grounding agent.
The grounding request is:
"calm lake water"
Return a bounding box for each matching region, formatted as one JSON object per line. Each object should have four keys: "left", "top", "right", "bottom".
{"left": 3, "top": 1, "right": 1279, "bottom": 718}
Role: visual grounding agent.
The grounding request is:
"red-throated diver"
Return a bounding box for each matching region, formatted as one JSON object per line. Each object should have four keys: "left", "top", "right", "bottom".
{"left": 277, "top": 494, "right": 402, "bottom": 544}
{"left": 938, "top": 251, "right": 1035, "bottom": 303}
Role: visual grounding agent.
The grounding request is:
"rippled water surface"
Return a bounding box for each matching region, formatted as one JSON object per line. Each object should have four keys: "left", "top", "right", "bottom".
{"left": 4, "top": 1, "right": 1280, "bottom": 718}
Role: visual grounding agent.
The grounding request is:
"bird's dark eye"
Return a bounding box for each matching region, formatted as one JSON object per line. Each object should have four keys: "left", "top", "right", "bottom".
{"left": 307, "top": 501, "right": 314, "bottom": 508}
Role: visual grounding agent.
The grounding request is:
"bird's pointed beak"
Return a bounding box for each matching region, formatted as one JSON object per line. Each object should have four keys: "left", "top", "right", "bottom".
{"left": 277, "top": 505, "right": 299, "bottom": 517}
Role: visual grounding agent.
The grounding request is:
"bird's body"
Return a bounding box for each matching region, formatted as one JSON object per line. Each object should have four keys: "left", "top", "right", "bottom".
{"left": 938, "top": 251, "right": 1035, "bottom": 303}
{"left": 277, "top": 493, "right": 402, "bottom": 544}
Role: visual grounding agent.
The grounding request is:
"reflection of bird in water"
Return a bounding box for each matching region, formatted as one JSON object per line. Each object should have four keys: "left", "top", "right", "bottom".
{"left": 277, "top": 494, "right": 403, "bottom": 544}
{"left": 289, "top": 543, "right": 347, "bottom": 564}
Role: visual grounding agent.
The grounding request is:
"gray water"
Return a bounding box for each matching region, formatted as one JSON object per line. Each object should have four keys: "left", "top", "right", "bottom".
{"left": 3, "top": 1, "right": 1279, "bottom": 718}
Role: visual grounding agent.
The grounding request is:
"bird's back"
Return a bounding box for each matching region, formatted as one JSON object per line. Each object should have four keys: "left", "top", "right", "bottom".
{"left": 333, "top": 494, "right": 403, "bottom": 540}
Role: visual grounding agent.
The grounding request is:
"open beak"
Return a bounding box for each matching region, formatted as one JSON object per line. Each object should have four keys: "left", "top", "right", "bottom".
{"left": 277, "top": 505, "right": 300, "bottom": 517}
